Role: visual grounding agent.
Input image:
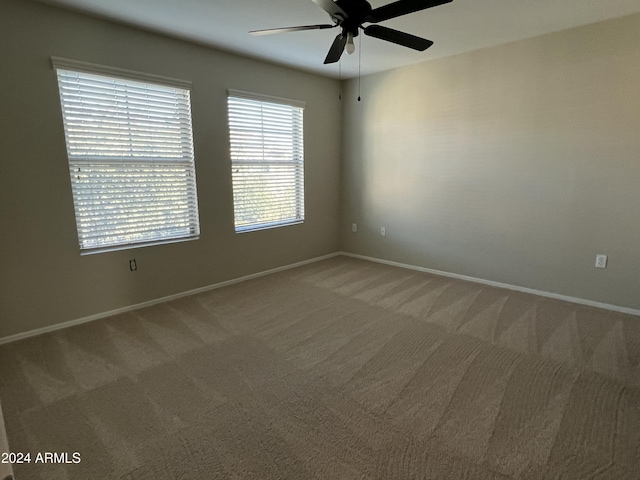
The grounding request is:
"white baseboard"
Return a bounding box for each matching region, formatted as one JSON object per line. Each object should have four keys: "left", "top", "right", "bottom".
{"left": 3, "top": 250, "right": 636, "bottom": 345}
{"left": 0, "top": 252, "right": 341, "bottom": 346}
{"left": 340, "top": 252, "right": 640, "bottom": 317}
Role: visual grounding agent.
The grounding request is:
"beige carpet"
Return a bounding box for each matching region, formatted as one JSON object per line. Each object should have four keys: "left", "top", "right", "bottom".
{"left": 0, "top": 256, "right": 639, "bottom": 479}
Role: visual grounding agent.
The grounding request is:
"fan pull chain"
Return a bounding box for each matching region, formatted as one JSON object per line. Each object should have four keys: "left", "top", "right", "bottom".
{"left": 358, "top": 33, "right": 362, "bottom": 102}
{"left": 339, "top": 59, "right": 342, "bottom": 101}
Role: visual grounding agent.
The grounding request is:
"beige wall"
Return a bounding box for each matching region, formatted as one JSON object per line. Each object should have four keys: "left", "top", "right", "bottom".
{"left": 0, "top": 400, "right": 11, "bottom": 479}
{"left": 0, "top": 0, "right": 342, "bottom": 338}
{"left": 2, "top": 1, "right": 639, "bottom": 340}
{"left": 341, "top": 14, "right": 640, "bottom": 310}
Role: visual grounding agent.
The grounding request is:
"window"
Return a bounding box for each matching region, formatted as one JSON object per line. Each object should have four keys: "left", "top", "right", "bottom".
{"left": 53, "top": 58, "right": 200, "bottom": 253}
{"left": 227, "top": 90, "right": 305, "bottom": 232}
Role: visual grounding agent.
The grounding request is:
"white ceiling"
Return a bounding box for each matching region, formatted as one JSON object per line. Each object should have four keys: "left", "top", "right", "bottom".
{"left": 38, "top": 0, "right": 640, "bottom": 78}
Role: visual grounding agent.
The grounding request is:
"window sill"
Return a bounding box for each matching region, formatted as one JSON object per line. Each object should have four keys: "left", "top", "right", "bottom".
{"left": 235, "top": 220, "right": 303, "bottom": 234}
{"left": 79, "top": 235, "right": 199, "bottom": 255}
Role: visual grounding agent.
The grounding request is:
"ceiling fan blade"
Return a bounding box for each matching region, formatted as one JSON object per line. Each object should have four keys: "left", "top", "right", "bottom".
{"left": 312, "top": 0, "right": 347, "bottom": 19}
{"left": 250, "top": 24, "right": 335, "bottom": 36}
{"left": 365, "top": 0, "right": 452, "bottom": 23}
{"left": 324, "top": 33, "right": 347, "bottom": 64}
{"left": 364, "top": 25, "right": 433, "bottom": 51}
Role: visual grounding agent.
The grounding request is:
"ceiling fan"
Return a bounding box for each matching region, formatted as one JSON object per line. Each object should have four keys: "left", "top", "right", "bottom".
{"left": 250, "top": 0, "right": 453, "bottom": 64}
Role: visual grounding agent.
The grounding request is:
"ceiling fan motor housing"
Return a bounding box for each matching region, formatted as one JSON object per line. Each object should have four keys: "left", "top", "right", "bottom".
{"left": 335, "top": 0, "right": 373, "bottom": 36}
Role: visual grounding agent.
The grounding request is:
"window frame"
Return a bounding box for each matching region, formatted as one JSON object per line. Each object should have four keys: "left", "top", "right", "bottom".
{"left": 227, "top": 89, "right": 305, "bottom": 234}
{"left": 52, "top": 57, "right": 200, "bottom": 254}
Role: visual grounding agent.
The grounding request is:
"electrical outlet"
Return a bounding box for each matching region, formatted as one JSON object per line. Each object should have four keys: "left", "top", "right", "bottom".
{"left": 595, "top": 254, "right": 607, "bottom": 269}
{"left": 380, "top": 227, "right": 386, "bottom": 237}
{"left": 129, "top": 259, "right": 137, "bottom": 271}
{"left": 352, "top": 223, "right": 357, "bottom": 233}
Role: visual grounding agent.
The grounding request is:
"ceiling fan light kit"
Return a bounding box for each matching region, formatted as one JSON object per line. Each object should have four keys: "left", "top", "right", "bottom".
{"left": 250, "top": 0, "right": 453, "bottom": 64}
{"left": 346, "top": 31, "right": 355, "bottom": 54}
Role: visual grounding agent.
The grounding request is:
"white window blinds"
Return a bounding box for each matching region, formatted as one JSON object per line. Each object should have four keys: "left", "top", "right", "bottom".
{"left": 54, "top": 62, "right": 200, "bottom": 252}
{"left": 228, "top": 91, "right": 305, "bottom": 232}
